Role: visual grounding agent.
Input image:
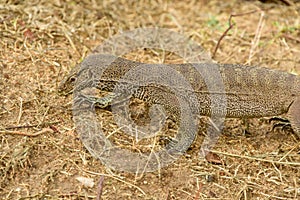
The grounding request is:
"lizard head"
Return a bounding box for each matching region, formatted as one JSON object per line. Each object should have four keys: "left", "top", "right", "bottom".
{"left": 58, "top": 63, "right": 81, "bottom": 95}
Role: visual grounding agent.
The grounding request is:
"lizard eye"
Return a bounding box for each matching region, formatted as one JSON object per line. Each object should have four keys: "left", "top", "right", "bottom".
{"left": 70, "top": 77, "right": 76, "bottom": 82}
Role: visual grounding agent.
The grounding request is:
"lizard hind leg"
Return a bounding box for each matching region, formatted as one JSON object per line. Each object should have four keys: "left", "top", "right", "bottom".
{"left": 287, "top": 97, "right": 300, "bottom": 139}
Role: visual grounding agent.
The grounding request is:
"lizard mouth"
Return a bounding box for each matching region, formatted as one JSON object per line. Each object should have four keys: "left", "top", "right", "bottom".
{"left": 58, "top": 89, "right": 74, "bottom": 96}
{"left": 58, "top": 77, "right": 77, "bottom": 96}
{"left": 57, "top": 83, "right": 75, "bottom": 96}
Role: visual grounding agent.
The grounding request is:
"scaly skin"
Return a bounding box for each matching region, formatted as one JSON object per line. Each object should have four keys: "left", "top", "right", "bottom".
{"left": 59, "top": 54, "right": 300, "bottom": 172}
{"left": 59, "top": 54, "right": 300, "bottom": 131}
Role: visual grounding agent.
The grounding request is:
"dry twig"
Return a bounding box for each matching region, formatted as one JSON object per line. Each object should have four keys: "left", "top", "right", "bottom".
{"left": 0, "top": 128, "right": 54, "bottom": 137}
{"left": 212, "top": 9, "right": 262, "bottom": 59}
{"left": 96, "top": 176, "right": 105, "bottom": 200}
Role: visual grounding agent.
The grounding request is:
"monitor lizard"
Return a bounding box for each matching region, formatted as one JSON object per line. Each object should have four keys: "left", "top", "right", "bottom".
{"left": 58, "top": 54, "right": 300, "bottom": 171}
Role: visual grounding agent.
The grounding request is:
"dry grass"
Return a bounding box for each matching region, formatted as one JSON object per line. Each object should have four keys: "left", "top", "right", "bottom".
{"left": 1, "top": 0, "right": 300, "bottom": 199}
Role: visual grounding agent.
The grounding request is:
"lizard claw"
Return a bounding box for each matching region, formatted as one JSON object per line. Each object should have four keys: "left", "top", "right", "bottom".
{"left": 271, "top": 123, "right": 292, "bottom": 131}
{"left": 268, "top": 117, "right": 290, "bottom": 124}
{"left": 268, "top": 116, "right": 294, "bottom": 133}
{"left": 269, "top": 116, "right": 300, "bottom": 139}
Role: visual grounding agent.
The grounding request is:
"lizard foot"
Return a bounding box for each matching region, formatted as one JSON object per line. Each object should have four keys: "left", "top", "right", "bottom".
{"left": 84, "top": 94, "right": 117, "bottom": 108}
{"left": 268, "top": 117, "right": 300, "bottom": 139}
{"left": 269, "top": 116, "right": 292, "bottom": 133}
{"left": 270, "top": 122, "right": 292, "bottom": 132}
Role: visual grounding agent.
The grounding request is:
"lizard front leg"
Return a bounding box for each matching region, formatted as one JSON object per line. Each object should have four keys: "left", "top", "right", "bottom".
{"left": 82, "top": 93, "right": 128, "bottom": 108}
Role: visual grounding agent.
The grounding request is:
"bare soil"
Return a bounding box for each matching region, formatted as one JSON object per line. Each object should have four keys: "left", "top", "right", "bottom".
{"left": 1, "top": 0, "right": 300, "bottom": 199}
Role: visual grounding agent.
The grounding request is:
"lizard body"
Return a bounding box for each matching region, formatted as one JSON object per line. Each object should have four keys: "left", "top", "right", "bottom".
{"left": 59, "top": 54, "right": 300, "bottom": 171}
{"left": 59, "top": 54, "right": 300, "bottom": 130}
